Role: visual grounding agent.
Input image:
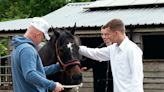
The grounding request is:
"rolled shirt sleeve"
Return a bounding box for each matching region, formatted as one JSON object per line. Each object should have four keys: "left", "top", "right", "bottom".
{"left": 79, "top": 45, "right": 111, "bottom": 62}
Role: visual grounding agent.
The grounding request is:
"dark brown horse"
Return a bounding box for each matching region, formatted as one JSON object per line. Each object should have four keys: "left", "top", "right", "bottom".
{"left": 38, "top": 27, "right": 82, "bottom": 88}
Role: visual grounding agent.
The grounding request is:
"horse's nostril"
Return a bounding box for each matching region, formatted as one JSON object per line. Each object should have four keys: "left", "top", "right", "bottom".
{"left": 72, "top": 74, "right": 82, "bottom": 80}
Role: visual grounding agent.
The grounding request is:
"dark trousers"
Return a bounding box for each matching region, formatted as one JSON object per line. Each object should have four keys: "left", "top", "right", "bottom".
{"left": 94, "top": 79, "right": 113, "bottom": 92}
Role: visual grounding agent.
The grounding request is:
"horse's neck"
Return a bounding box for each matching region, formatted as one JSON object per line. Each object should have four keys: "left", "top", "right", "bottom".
{"left": 39, "top": 44, "right": 57, "bottom": 66}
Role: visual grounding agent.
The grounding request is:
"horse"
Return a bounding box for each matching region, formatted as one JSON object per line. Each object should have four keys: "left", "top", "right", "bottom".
{"left": 38, "top": 27, "right": 82, "bottom": 88}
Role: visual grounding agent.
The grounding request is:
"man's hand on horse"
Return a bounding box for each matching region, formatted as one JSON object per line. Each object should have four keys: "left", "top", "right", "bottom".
{"left": 53, "top": 82, "right": 64, "bottom": 92}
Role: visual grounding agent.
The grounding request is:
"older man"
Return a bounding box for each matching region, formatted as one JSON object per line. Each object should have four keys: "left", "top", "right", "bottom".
{"left": 11, "top": 17, "right": 64, "bottom": 92}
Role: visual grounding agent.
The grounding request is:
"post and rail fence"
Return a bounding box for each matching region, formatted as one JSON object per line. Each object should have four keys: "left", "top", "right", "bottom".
{"left": 0, "top": 55, "right": 12, "bottom": 91}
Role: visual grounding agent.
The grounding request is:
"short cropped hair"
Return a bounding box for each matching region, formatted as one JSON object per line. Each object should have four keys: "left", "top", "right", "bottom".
{"left": 102, "top": 19, "right": 125, "bottom": 33}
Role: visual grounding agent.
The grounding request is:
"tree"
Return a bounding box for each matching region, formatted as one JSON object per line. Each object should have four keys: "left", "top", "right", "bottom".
{"left": 0, "top": 0, "right": 10, "bottom": 20}
{"left": 0, "top": 0, "right": 95, "bottom": 21}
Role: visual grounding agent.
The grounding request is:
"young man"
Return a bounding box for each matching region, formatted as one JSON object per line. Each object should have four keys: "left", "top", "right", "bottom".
{"left": 11, "top": 17, "right": 64, "bottom": 92}
{"left": 81, "top": 27, "right": 113, "bottom": 92}
{"left": 79, "top": 19, "right": 144, "bottom": 92}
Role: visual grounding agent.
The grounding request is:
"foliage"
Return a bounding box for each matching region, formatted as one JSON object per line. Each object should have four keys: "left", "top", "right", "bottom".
{"left": 0, "top": 0, "right": 95, "bottom": 21}
{"left": 0, "top": 0, "right": 9, "bottom": 19}
{"left": 0, "top": 38, "right": 8, "bottom": 56}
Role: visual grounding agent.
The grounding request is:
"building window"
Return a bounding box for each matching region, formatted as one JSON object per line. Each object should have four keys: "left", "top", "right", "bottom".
{"left": 143, "top": 35, "right": 164, "bottom": 59}
{"left": 80, "top": 37, "right": 103, "bottom": 48}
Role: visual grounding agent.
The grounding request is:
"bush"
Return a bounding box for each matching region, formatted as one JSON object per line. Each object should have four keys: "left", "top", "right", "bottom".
{"left": 0, "top": 43, "right": 7, "bottom": 56}
{"left": 0, "top": 38, "right": 8, "bottom": 57}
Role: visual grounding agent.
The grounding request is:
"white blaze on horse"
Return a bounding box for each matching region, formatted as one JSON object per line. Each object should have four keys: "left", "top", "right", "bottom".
{"left": 67, "top": 42, "right": 73, "bottom": 53}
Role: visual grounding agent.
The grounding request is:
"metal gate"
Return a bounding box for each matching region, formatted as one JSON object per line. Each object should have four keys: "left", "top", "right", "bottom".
{"left": 0, "top": 55, "right": 12, "bottom": 91}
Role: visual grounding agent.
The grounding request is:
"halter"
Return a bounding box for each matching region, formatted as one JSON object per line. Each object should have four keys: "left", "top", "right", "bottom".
{"left": 55, "top": 40, "right": 81, "bottom": 70}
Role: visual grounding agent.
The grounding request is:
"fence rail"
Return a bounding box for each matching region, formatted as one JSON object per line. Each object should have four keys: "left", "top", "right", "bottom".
{"left": 0, "top": 55, "right": 12, "bottom": 90}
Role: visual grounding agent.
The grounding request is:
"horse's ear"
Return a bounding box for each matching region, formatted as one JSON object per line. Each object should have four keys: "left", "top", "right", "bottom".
{"left": 53, "top": 28, "right": 60, "bottom": 38}
{"left": 71, "top": 23, "right": 76, "bottom": 35}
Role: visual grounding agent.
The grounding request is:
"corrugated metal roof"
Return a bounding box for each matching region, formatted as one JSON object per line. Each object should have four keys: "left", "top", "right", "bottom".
{"left": 43, "top": 2, "right": 92, "bottom": 28}
{"left": 84, "top": 0, "right": 134, "bottom": 8}
{"left": 84, "top": 0, "right": 164, "bottom": 9}
{"left": 0, "top": 2, "right": 164, "bottom": 31}
{"left": 43, "top": 2, "right": 164, "bottom": 28}
{"left": 0, "top": 18, "right": 32, "bottom": 31}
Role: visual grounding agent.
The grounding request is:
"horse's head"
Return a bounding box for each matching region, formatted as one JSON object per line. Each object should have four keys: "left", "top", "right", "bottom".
{"left": 54, "top": 28, "right": 82, "bottom": 84}
{"left": 40, "top": 26, "right": 82, "bottom": 85}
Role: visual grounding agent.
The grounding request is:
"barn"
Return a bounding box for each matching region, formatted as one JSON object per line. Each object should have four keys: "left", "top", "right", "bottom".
{"left": 0, "top": 0, "right": 164, "bottom": 92}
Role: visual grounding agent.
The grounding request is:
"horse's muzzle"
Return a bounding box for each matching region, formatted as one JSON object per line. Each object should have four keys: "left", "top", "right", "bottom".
{"left": 72, "top": 73, "right": 82, "bottom": 81}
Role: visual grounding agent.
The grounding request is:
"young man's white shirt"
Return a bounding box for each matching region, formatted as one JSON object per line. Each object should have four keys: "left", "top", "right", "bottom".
{"left": 79, "top": 37, "right": 144, "bottom": 92}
